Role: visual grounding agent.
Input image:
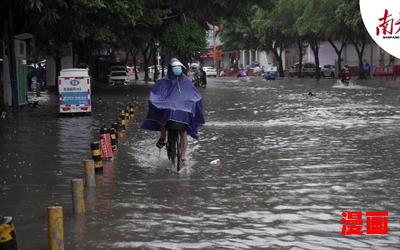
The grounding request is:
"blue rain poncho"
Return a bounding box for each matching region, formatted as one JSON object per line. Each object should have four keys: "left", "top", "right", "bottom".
{"left": 141, "top": 71, "right": 205, "bottom": 139}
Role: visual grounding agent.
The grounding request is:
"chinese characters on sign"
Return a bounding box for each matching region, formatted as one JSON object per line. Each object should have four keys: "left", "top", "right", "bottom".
{"left": 376, "top": 9, "right": 400, "bottom": 38}
{"left": 63, "top": 87, "right": 82, "bottom": 91}
{"left": 62, "top": 96, "right": 88, "bottom": 101}
{"left": 341, "top": 211, "right": 388, "bottom": 235}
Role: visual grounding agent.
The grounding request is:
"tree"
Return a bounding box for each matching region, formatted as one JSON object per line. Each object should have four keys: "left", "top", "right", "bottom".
{"left": 321, "top": 0, "right": 347, "bottom": 74}
{"left": 252, "top": 5, "right": 292, "bottom": 77}
{"left": 336, "top": 0, "right": 369, "bottom": 79}
{"left": 32, "top": 0, "right": 145, "bottom": 85}
{"left": 295, "top": 0, "right": 333, "bottom": 79}
{"left": 161, "top": 19, "right": 206, "bottom": 66}
{"left": 0, "top": 0, "right": 46, "bottom": 109}
{"left": 268, "top": 0, "right": 304, "bottom": 77}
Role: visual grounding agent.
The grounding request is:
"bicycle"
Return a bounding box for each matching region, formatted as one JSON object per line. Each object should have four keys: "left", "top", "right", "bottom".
{"left": 165, "top": 121, "right": 187, "bottom": 172}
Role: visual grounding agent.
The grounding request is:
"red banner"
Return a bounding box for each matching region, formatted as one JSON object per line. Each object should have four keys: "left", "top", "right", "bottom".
{"left": 100, "top": 133, "right": 113, "bottom": 160}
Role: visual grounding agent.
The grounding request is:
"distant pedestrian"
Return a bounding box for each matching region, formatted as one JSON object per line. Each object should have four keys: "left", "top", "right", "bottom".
{"left": 363, "top": 61, "right": 371, "bottom": 79}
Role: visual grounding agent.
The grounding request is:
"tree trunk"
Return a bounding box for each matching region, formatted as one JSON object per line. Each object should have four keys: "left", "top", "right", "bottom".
{"left": 54, "top": 56, "right": 61, "bottom": 92}
{"left": 6, "top": 6, "right": 19, "bottom": 110}
{"left": 141, "top": 43, "right": 151, "bottom": 82}
{"left": 296, "top": 39, "right": 303, "bottom": 78}
{"left": 310, "top": 38, "right": 320, "bottom": 80}
{"left": 271, "top": 46, "right": 284, "bottom": 77}
{"left": 328, "top": 38, "right": 345, "bottom": 75}
{"left": 130, "top": 49, "right": 139, "bottom": 81}
{"left": 353, "top": 39, "right": 367, "bottom": 79}
{"left": 0, "top": 39, "right": 4, "bottom": 110}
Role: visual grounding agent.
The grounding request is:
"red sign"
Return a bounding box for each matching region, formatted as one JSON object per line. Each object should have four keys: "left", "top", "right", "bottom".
{"left": 100, "top": 133, "right": 113, "bottom": 160}
{"left": 199, "top": 53, "right": 214, "bottom": 58}
{"left": 341, "top": 211, "right": 388, "bottom": 235}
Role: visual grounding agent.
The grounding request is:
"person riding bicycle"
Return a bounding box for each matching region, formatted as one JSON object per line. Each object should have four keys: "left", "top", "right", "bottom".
{"left": 141, "top": 58, "right": 205, "bottom": 167}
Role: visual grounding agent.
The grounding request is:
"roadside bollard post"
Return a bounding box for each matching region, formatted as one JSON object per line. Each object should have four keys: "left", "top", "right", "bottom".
{"left": 129, "top": 104, "right": 135, "bottom": 119}
{"left": 120, "top": 115, "right": 126, "bottom": 131}
{"left": 117, "top": 118, "right": 125, "bottom": 139}
{"left": 90, "top": 142, "right": 103, "bottom": 172}
{"left": 48, "top": 206, "right": 64, "bottom": 250}
{"left": 0, "top": 216, "right": 19, "bottom": 250}
{"left": 120, "top": 110, "right": 126, "bottom": 123}
{"left": 125, "top": 108, "right": 130, "bottom": 122}
{"left": 109, "top": 128, "right": 118, "bottom": 152}
{"left": 71, "top": 179, "right": 85, "bottom": 215}
{"left": 84, "top": 160, "right": 96, "bottom": 187}
{"left": 111, "top": 122, "right": 120, "bottom": 141}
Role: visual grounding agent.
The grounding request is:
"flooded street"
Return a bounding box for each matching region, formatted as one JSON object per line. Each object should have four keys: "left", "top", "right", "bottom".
{"left": 1, "top": 78, "right": 400, "bottom": 249}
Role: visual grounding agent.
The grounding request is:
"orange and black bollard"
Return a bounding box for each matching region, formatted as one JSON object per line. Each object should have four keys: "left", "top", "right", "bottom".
{"left": 129, "top": 104, "right": 135, "bottom": 119}
{"left": 119, "top": 114, "right": 126, "bottom": 130}
{"left": 125, "top": 108, "right": 130, "bottom": 123}
{"left": 109, "top": 128, "right": 118, "bottom": 152}
{"left": 0, "top": 216, "right": 19, "bottom": 250}
{"left": 90, "top": 142, "right": 103, "bottom": 173}
{"left": 121, "top": 109, "right": 129, "bottom": 123}
{"left": 111, "top": 122, "right": 120, "bottom": 139}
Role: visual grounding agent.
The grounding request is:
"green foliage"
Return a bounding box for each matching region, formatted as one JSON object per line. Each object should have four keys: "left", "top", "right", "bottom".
{"left": 220, "top": 6, "right": 260, "bottom": 51}
{"left": 161, "top": 19, "right": 206, "bottom": 63}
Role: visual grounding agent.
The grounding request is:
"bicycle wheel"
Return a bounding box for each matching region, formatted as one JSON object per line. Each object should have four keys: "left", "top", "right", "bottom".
{"left": 167, "top": 129, "right": 177, "bottom": 164}
{"left": 167, "top": 129, "right": 182, "bottom": 172}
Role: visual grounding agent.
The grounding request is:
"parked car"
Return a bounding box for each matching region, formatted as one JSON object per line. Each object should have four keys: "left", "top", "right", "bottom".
{"left": 248, "top": 62, "right": 262, "bottom": 76}
{"left": 202, "top": 66, "right": 217, "bottom": 77}
{"left": 289, "top": 62, "right": 317, "bottom": 77}
{"left": 321, "top": 64, "right": 336, "bottom": 78}
{"left": 263, "top": 66, "right": 278, "bottom": 80}
{"left": 108, "top": 71, "right": 129, "bottom": 85}
{"left": 110, "top": 66, "right": 127, "bottom": 73}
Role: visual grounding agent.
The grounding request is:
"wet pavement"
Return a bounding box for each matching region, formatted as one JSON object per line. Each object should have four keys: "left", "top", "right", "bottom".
{"left": 1, "top": 77, "right": 400, "bottom": 249}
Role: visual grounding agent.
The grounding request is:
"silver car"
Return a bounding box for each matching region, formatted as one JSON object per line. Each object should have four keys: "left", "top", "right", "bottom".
{"left": 321, "top": 64, "right": 336, "bottom": 78}
{"left": 202, "top": 66, "right": 217, "bottom": 77}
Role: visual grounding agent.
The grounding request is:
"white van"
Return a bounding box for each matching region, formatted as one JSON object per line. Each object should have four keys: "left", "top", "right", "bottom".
{"left": 58, "top": 69, "right": 91, "bottom": 113}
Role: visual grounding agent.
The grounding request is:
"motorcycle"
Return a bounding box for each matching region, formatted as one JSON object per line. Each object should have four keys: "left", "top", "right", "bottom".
{"left": 341, "top": 75, "right": 350, "bottom": 85}
{"left": 192, "top": 71, "right": 206, "bottom": 88}
{"left": 340, "top": 67, "right": 351, "bottom": 86}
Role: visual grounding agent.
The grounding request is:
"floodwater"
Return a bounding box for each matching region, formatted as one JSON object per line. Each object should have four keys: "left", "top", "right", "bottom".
{"left": 1, "top": 77, "right": 400, "bottom": 249}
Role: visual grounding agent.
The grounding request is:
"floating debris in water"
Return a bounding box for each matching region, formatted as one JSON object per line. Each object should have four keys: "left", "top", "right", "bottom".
{"left": 210, "top": 159, "right": 221, "bottom": 166}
